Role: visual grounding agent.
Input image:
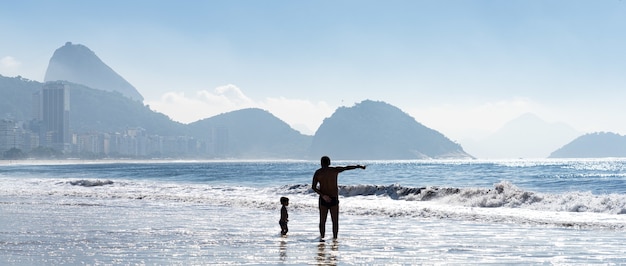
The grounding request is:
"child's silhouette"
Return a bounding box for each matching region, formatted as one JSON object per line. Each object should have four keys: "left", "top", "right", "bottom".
{"left": 279, "top": 197, "right": 289, "bottom": 236}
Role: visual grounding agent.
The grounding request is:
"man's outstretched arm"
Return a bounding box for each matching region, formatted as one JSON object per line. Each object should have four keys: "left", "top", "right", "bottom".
{"left": 336, "top": 165, "right": 366, "bottom": 172}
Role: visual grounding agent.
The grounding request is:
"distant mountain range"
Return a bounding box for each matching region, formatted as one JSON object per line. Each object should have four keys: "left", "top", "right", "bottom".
{"left": 2, "top": 42, "right": 624, "bottom": 159}
{"left": 462, "top": 113, "right": 582, "bottom": 159}
{"left": 0, "top": 73, "right": 473, "bottom": 159}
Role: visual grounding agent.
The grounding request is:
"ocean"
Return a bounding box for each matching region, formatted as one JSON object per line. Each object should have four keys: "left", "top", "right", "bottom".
{"left": 1, "top": 159, "right": 626, "bottom": 265}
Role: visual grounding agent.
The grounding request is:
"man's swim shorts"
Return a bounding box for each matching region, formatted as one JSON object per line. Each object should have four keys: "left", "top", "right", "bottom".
{"left": 319, "top": 196, "right": 339, "bottom": 208}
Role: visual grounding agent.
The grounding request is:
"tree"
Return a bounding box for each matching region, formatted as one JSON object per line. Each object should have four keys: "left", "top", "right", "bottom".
{"left": 29, "top": 146, "right": 62, "bottom": 159}
{"left": 3, "top": 148, "right": 25, "bottom": 160}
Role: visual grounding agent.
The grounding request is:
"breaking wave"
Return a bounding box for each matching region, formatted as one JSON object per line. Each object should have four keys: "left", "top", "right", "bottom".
{"left": 280, "top": 181, "right": 626, "bottom": 215}
{"left": 5, "top": 178, "right": 626, "bottom": 230}
{"left": 68, "top": 179, "right": 114, "bottom": 187}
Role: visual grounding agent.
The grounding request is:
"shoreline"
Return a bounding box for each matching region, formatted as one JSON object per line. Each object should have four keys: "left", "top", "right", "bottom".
{"left": 0, "top": 158, "right": 316, "bottom": 166}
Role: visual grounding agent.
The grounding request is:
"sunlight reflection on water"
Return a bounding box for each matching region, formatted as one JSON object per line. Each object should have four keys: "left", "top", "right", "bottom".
{"left": 2, "top": 196, "right": 626, "bottom": 265}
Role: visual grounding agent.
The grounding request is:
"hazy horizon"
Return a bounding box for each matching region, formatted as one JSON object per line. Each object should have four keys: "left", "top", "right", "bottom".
{"left": 2, "top": 1, "right": 625, "bottom": 149}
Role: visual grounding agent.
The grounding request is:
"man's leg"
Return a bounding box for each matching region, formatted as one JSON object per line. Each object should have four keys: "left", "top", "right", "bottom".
{"left": 330, "top": 205, "right": 339, "bottom": 239}
{"left": 319, "top": 205, "right": 328, "bottom": 239}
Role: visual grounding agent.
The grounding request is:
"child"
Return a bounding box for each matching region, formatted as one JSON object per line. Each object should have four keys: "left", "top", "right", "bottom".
{"left": 279, "top": 197, "right": 289, "bottom": 236}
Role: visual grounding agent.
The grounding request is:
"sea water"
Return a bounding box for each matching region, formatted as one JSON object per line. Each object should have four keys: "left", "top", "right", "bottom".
{"left": 1, "top": 159, "right": 626, "bottom": 265}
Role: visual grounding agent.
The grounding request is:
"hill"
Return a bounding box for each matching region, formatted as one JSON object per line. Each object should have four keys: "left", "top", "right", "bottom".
{"left": 44, "top": 42, "right": 144, "bottom": 101}
{"left": 462, "top": 113, "right": 581, "bottom": 159}
{"left": 549, "top": 132, "right": 626, "bottom": 158}
{"left": 67, "top": 82, "right": 187, "bottom": 136}
{"left": 188, "top": 108, "right": 312, "bottom": 159}
{"left": 310, "top": 100, "right": 473, "bottom": 160}
{"left": 0, "top": 76, "right": 41, "bottom": 120}
{"left": 0, "top": 75, "right": 186, "bottom": 136}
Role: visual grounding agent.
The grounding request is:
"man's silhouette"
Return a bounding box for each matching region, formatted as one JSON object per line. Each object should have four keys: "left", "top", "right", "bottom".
{"left": 312, "top": 156, "right": 366, "bottom": 240}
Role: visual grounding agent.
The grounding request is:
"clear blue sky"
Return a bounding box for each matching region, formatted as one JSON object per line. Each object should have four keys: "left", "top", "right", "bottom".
{"left": 1, "top": 0, "right": 625, "bottom": 140}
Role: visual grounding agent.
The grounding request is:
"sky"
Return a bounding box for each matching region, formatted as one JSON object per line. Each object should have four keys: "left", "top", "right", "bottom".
{"left": 1, "top": 0, "right": 626, "bottom": 144}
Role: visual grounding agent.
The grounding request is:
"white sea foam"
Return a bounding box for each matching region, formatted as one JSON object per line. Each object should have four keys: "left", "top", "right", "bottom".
{"left": 4, "top": 193, "right": 624, "bottom": 265}
{"left": 2, "top": 177, "right": 626, "bottom": 231}
{"left": 68, "top": 179, "right": 114, "bottom": 187}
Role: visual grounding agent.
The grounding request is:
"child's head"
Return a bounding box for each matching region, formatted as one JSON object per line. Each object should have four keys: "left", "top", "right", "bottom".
{"left": 280, "top": 197, "right": 289, "bottom": 206}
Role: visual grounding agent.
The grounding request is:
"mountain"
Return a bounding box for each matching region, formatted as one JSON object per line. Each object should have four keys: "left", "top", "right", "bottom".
{"left": 549, "top": 132, "right": 626, "bottom": 158}
{"left": 310, "top": 100, "right": 473, "bottom": 160}
{"left": 44, "top": 42, "right": 144, "bottom": 101}
{"left": 188, "top": 108, "right": 312, "bottom": 159}
{"left": 462, "top": 113, "right": 581, "bottom": 159}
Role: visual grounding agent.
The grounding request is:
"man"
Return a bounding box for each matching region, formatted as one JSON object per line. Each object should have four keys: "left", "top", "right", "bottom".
{"left": 311, "top": 156, "right": 366, "bottom": 240}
